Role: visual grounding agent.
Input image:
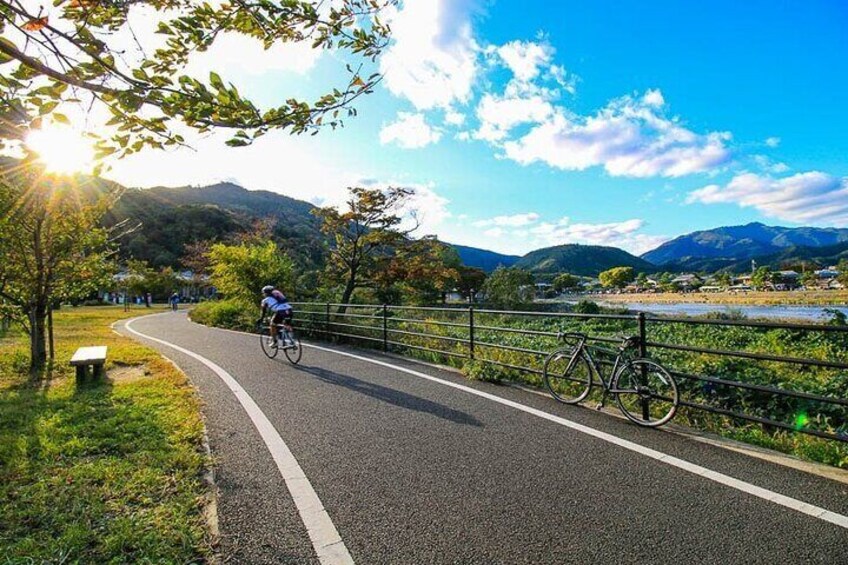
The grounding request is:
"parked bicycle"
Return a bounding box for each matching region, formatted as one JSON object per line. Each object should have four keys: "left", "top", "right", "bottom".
{"left": 542, "top": 333, "right": 679, "bottom": 427}
{"left": 259, "top": 316, "right": 302, "bottom": 364}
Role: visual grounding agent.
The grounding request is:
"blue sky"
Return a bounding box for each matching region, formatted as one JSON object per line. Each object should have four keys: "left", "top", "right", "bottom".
{"left": 105, "top": 0, "right": 848, "bottom": 256}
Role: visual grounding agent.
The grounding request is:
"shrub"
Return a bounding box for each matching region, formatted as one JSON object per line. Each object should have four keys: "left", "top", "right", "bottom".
{"left": 190, "top": 299, "right": 256, "bottom": 332}
{"left": 572, "top": 300, "right": 601, "bottom": 315}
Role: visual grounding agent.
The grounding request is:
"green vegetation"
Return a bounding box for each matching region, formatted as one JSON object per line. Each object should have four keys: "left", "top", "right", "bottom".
{"left": 1, "top": 1, "right": 395, "bottom": 158}
{"left": 482, "top": 267, "right": 534, "bottom": 309}
{"left": 553, "top": 273, "right": 581, "bottom": 291}
{"left": 209, "top": 240, "right": 295, "bottom": 304}
{"left": 599, "top": 266, "right": 635, "bottom": 289}
{"left": 514, "top": 243, "right": 654, "bottom": 276}
{"left": 0, "top": 165, "right": 118, "bottom": 374}
{"left": 0, "top": 307, "right": 210, "bottom": 562}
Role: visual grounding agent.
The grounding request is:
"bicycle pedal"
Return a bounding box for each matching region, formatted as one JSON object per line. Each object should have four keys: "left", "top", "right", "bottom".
{"left": 595, "top": 402, "right": 605, "bottom": 411}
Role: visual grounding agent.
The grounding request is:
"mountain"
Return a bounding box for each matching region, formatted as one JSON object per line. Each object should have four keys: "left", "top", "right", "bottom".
{"left": 104, "top": 182, "right": 516, "bottom": 273}
{"left": 449, "top": 244, "right": 520, "bottom": 272}
{"left": 104, "top": 182, "right": 327, "bottom": 269}
{"left": 643, "top": 222, "right": 848, "bottom": 266}
{"left": 514, "top": 244, "right": 655, "bottom": 277}
{"left": 664, "top": 240, "right": 848, "bottom": 274}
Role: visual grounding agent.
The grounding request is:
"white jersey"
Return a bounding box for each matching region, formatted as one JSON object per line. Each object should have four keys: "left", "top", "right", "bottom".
{"left": 261, "top": 291, "right": 291, "bottom": 312}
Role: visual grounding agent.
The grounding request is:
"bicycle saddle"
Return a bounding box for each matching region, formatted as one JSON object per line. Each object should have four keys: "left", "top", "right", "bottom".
{"left": 618, "top": 335, "right": 641, "bottom": 350}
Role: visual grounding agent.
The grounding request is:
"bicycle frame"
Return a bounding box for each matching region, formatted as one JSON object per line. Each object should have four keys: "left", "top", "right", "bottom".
{"left": 561, "top": 335, "right": 639, "bottom": 396}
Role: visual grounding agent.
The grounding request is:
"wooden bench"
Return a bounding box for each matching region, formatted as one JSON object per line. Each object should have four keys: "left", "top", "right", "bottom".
{"left": 70, "top": 346, "right": 107, "bottom": 382}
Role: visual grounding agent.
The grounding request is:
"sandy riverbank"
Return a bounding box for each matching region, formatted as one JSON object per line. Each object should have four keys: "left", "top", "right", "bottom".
{"left": 570, "top": 290, "right": 848, "bottom": 306}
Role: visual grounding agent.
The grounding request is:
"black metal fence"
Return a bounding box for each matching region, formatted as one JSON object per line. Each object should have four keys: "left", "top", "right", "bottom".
{"left": 290, "top": 302, "right": 848, "bottom": 443}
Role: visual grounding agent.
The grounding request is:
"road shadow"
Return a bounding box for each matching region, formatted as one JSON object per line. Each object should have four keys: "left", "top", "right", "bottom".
{"left": 295, "top": 363, "right": 484, "bottom": 428}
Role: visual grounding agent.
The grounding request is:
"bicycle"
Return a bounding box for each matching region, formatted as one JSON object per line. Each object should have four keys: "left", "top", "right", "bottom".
{"left": 542, "top": 333, "right": 679, "bottom": 427}
{"left": 259, "top": 315, "right": 302, "bottom": 364}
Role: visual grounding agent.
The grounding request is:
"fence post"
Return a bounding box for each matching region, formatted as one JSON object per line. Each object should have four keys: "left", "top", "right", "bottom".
{"left": 382, "top": 304, "right": 388, "bottom": 352}
{"left": 469, "top": 306, "right": 475, "bottom": 360}
{"left": 325, "top": 303, "right": 331, "bottom": 339}
{"left": 637, "top": 312, "right": 649, "bottom": 421}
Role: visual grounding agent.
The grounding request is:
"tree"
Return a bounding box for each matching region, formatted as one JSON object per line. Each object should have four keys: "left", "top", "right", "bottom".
{"left": 313, "top": 186, "right": 413, "bottom": 310}
{"left": 800, "top": 270, "right": 818, "bottom": 289}
{"left": 0, "top": 1, "right": 396, "bottom": 161}
{"left": 751, "top": 266, "right": 773, "bottom": 290}
{"left": 553, "top": 273, "right": 580, "bottom": 292}
{"left": 657, "top": 272, "right": 678, "bottom": 292}
{"left": 837, "top": 259, "right": 848, "bottom": 287}
{"left": 635, "top": 272, "right": 648, "bottom": 287}
{"left": 599, "top": 266, "right": 635, "bottom": 289}
{"left": 456, "top": 266, "right": 486, "bottom": 302}
{"left": 482, "top": 267, "right": 534, "bottom": 310}
{"left": 208, "top": 241, "right": 294, "bottom": 305}
{"left": 714, "top": 271, "right": 732, "bottom": 288}
{"left": 372, "top": 237, "right": 461, "bottom": 305}
{"left": 0, "top": 164, "right": 117, "bottom": 374}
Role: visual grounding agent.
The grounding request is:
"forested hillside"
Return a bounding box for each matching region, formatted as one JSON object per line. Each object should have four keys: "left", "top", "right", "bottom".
{"left": 514, "top": 244, "right": 655, "bottom": 277}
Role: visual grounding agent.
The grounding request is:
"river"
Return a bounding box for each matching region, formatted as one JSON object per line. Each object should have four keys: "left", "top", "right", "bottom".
{"left": 557, "top": 299, "right": 848, "bottom": 322}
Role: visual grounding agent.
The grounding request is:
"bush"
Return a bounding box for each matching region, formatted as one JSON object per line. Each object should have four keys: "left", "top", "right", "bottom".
{"left": 190, "top": 299, "right": 257, "bottom": 332}
{"left": 571, "top": 300, "right": 601, "bottom": 314}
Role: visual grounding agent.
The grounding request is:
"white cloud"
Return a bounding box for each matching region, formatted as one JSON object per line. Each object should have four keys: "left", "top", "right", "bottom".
{"left": 379, "top": 112, "right": 442, "bottom": 149}
{"left": 497, "top": 40, "right": 553, "bottom": 83}
{"left": 765, "top": 136, "right": 781, "bottom": 148}
{"left": 473, "top": 94, "right": 554, "bottom": 142}
{"left": 687, "top": 171, "right": 848, "bottom": 225}
{"left": 527, "top": 217, "right": 667, "bottom": 254}
{"left": 444, "top": 110, "right": 466, "bottom": 126}
{"left": 501, "top": 91, "right": 732, "bottom": 178}
{"left": 105, "top": 130, "right": 358, "bottom": 207}
{"left": 380, "top": 0, "right": 479, "bottom": 110}
{"left": 753, "top": 155, "right": 790, "bottom": 174}
{"left": 642, "top": 89, "right": 665, "bottom": 107}
{"left": 442, "top": 212, "right": 668, "bottom": 255}
{"left": 473, "top": 212, "right": 540, "bottom": 227}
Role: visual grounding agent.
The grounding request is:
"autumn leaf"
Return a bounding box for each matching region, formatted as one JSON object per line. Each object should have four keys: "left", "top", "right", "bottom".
{"left": 351, "top": 76, "right": 366, "bottom": 88}
{"left": 22, "top": 17, "right": 48, "bottom": 32}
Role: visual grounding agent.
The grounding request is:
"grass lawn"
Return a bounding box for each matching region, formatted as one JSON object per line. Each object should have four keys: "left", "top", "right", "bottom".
{"left": 0, "top": 306, "right": 212, "bottom": 563}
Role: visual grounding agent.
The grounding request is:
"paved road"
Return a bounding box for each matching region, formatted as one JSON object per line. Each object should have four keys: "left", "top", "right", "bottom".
{"left": 119, "top": 312, "right": 848, "bottom": 564}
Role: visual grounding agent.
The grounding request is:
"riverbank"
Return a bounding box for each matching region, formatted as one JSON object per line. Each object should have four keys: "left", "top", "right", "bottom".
{"left": 571, "top": 289, "right": 848, "bottom": 306}
{"left": 0, "top": 307, "right": 212, "bottom": 562}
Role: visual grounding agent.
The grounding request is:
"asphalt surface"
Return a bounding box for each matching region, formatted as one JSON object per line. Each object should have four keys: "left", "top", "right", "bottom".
{"left": 119, "top": 312, "right": 848, "bottom": 564}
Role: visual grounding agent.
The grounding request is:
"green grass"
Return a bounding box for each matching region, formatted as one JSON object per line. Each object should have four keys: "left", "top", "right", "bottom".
{"left": 0, "top": 306, "right": 212, "bottom": 563}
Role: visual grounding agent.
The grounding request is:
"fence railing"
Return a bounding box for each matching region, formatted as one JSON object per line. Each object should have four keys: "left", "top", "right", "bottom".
{"left": 290, "top": 302, "right": 848, "bottom": 443}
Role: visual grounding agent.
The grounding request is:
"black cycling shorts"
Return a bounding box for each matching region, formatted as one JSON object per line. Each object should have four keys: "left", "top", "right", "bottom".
{"left": 271, "top": 309, "right": 293, "bottom": 325}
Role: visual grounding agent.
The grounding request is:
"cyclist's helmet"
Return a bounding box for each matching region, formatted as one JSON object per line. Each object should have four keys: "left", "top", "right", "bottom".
{"left": 261, "top": 285, "right": 274, "bottom": 294}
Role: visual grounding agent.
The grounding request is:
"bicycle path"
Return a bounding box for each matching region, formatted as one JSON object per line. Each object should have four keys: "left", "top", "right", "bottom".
{"left": 118, "top": 312, "right": 848, "bottom": 564}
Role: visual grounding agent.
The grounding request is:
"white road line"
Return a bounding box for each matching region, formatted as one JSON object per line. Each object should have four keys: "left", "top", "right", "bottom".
{"left": 186, "top": 319, "right": 848, "bottom": 531}
{"left": 299, "top": 342, "right": 848, "bottom": 530}
{"left": 123, "top": 316, "right": 354, "bottom": 565}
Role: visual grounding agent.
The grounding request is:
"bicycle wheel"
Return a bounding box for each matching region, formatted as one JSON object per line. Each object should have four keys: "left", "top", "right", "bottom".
{"left": 543, "top": 348, "right": 593, "bottom": 404}
{"left": 612, "top": 359, "right": 678, "bottom": 427}
{"left": 283, "top": 329, "right": 302, "bottom": 365}
{"left": 259, "top": 326, "right": 279, "bottom": 359}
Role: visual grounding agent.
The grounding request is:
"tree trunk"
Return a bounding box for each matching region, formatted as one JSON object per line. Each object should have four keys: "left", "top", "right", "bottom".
{"left": 29, "top": 301, "right": 47, "bottom": 376}
{"left": 48, "top": 305, "right": 55, "bottom": 361}
{"left": 337, "top": 273, "right": 357, "bottom": 315}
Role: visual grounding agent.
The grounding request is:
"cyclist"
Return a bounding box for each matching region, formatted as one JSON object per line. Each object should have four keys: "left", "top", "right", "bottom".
{"left": 259, "top": 285, "right": 294, "bottom": 349}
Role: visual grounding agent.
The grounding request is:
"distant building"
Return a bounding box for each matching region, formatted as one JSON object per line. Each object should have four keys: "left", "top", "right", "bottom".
{"left": 671, "top": 273, "right": 703, "bottom": 289}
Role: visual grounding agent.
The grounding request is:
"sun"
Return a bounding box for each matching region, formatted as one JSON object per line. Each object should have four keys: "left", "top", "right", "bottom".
{"left": 25, "top": 126, "right": 95, "bottom": 174}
